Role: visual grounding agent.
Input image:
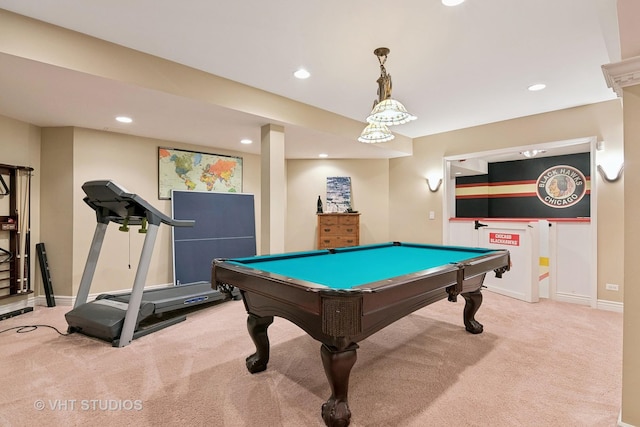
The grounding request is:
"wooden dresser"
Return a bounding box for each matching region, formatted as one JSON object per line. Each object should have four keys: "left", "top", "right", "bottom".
{"left": 317, "top": 213, "right": 360, "bottom": 249}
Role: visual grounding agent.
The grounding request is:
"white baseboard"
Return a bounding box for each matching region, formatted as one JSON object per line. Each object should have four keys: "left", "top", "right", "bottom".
{"left": 618, "top": 410, "right": 637, "bottom": 427}
{"left": 484, "top": 285, "right": 529, "bottom": 302}
{"left": 35, "top": 295, "right": 73, "bottom": 307}
{"left": 597, "top": 299, "right": 624, "bottom": 313}
{"left": 34, "top": 282, "right": 175, "bottom": 307}
{"left": 553, "top": 292, "right": 591, "bottom": 306}
{"left": 464, "top": 287, "right": 624, "bottom": 315}
{"left": 0, "top": 295, "right": 35, "bottom": 316}
{"left": 554, "top": 293, "right": 624, "bottom": 313}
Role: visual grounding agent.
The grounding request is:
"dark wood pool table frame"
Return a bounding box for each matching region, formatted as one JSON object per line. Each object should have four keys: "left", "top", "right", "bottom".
{"left": 212, "top": 242, "right": 510, "bottom": 427}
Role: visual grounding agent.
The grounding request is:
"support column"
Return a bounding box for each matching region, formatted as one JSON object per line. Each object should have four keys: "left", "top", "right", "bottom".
{"left": 260, "top": 124, "right": 286, "bottom": 254}
{"left": 622, "top": 80, "right": 640, "bottom": 427}
{"left": 603, "top": 50, "right": 640, "bottom": 426}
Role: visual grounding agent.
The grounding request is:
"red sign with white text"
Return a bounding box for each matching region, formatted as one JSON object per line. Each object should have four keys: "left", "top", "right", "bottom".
{"left": 489, "top": 232, "right": 520, "bottom": 246}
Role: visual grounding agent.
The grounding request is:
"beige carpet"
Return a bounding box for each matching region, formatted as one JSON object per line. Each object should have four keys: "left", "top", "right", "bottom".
{"left": 0, "top": 291, "right": 622, "bottom": 427}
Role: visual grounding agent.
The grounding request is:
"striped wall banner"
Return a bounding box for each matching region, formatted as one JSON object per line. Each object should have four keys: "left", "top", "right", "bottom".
{"left": 456, "top": 179, "right": 592, "bottom": 199}
{"left": 455, "top": 153, "right": 591, "bottom": 218}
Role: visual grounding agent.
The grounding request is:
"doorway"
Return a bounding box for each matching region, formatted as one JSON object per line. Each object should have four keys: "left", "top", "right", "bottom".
{"left": 442, "top": 136, "right": 598, "bottom": 307}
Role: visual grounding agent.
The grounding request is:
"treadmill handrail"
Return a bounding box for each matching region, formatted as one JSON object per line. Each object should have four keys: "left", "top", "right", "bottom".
{"left": 82, "top": 180, "right": 195, "bottom": 227}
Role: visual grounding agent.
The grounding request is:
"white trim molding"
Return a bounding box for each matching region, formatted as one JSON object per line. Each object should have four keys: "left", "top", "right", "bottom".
{"left": 618, "top": 410, "right": 635, "bottom": 427}
{"left": 0, "top": 296, "right": 35, "bottom": 317}
{"left": 36, "top": 282, "right": 176, "bottom": 307}
{"left": 597, "top": 299, "right": 624, "bottom": 313}
{"left": 602, "top": 55, "right": 640, "bottom": 97}
{"left": 35, "top": 295, "right": 73, "bottom": 307}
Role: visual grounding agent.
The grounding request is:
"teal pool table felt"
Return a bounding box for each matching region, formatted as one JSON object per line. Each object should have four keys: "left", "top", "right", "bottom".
{"left": 228, "top": 243, "right": 497, "bottom": 290}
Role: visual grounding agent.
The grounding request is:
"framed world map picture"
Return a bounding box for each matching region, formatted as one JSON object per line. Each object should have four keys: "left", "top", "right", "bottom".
{"left": 158, "top": 147, "right": 243, "bottom": 199}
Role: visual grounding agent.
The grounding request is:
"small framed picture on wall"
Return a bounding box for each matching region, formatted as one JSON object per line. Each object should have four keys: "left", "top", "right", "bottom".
{"left": 326, "top": 176, "right": 352, "bottom": 213}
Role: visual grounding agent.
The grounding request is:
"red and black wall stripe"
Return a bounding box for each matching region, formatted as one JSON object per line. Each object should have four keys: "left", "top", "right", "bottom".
{"left": 455, "top": 153, "right": 590, "bottom": 218}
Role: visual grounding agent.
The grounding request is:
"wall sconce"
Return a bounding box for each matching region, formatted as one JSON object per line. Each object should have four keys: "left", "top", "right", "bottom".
{"left": 426, "top": 177, "right": 443, "bottom": 192}
{"left": 597, "top": 163, "right": 624, "bottom": 183}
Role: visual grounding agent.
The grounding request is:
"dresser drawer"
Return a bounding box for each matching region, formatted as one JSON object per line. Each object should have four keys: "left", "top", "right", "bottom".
{"left": 318, "top": 236, "right": 340, "bottom": 249}
{"left": 318, "top": 225, "right": 340, "bottom": 235}
{"left": 318, "top": 225, "right": 358, "bottom": 236}
{"left": 338, "top": 216, "right": 359, "bottom": 226}
{"left": 318, "top": 214, "right": 359, "bottom": 226}
{"left": 339, "top": 224, "right": 358, "bottom": 235}
{"left": 318, "top": 215, "right": 339, "bottom": 226}
{"left": 318, "top": 236, "right": 359, "bottom": 249}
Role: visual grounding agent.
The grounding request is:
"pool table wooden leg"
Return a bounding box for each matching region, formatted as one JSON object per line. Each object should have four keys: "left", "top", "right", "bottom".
{"left": 320, "top": 343, "right": 358, "bottom": 427}
{"left": 245, "top": 314, "right": 274, "bottom": 373}
{"left": 462, "top": 289, "right": 484, "bottom": 334}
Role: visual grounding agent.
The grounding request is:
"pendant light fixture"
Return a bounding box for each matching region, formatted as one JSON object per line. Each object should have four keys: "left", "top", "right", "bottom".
{"left": 359, "top": 47, "right": 416, "bottom": 143}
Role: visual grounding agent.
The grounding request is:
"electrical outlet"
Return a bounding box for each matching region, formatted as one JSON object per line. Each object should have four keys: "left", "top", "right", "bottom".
{"left": 605, "top": 283, "right": 619, "bottom": 291}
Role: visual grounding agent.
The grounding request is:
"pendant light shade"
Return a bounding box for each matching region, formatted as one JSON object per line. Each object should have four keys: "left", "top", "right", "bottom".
{"left": 366, "top": 98, "right": 417, "bottom": 126}
{"left": 357, "top": 122, "right": 395, "bottom": 143}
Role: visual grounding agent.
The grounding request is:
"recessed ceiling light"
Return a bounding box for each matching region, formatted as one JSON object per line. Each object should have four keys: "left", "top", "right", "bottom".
{"left": 318, "top": 153, "right": 328, "bottom": 158}
{"left": 442, "top": 0, "right": 465, "bottom": 6}
{"left": 115, "top": 116, "right": 133, "bottom": 123}
{"left": 528, "top": 83, "right": 546, "bottom": 91}
{"left": 240, "top": 139, "right": 252, "bottom": 145}
{"left": 294, "top": 68, "right": 310, "bottom": 79}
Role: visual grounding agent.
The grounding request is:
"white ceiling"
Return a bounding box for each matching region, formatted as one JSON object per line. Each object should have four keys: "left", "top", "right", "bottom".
{"left": 0, "top": 0, "right": 620, "bottom": 160}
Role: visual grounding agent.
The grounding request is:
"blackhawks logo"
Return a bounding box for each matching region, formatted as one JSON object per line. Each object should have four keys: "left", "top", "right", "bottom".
{"left": 536, "top": 165, "right": 586, "bottom": 208}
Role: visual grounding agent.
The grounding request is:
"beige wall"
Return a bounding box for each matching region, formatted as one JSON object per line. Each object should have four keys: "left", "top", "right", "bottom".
{"left": 39, "top": 127, "right": 261, "bottom": 298}
{"left": 0, "top": 115, "right": 41, "bottom": 303}
{"left": 286, "top": 159, "right": 390, "bottom": 252}
{"left": 40, "top": 127, "right": 74, "bottom": 297}
{"left": 389, "top": 100, "right": 624, "bottom": 304}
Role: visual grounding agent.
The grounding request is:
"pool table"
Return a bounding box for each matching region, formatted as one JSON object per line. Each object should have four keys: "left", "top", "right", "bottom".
{"left": 212, "top": 241, "right": 510, "bottom": 426}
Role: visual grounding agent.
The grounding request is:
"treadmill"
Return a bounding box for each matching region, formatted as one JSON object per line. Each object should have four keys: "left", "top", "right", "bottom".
{"left": 65, "top": 180, "right": 236, "bottom": 347}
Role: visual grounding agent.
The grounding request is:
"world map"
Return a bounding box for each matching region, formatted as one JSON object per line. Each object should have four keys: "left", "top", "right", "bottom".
{"left": 159, "top": 148, "right": 242, "bottom": 199}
